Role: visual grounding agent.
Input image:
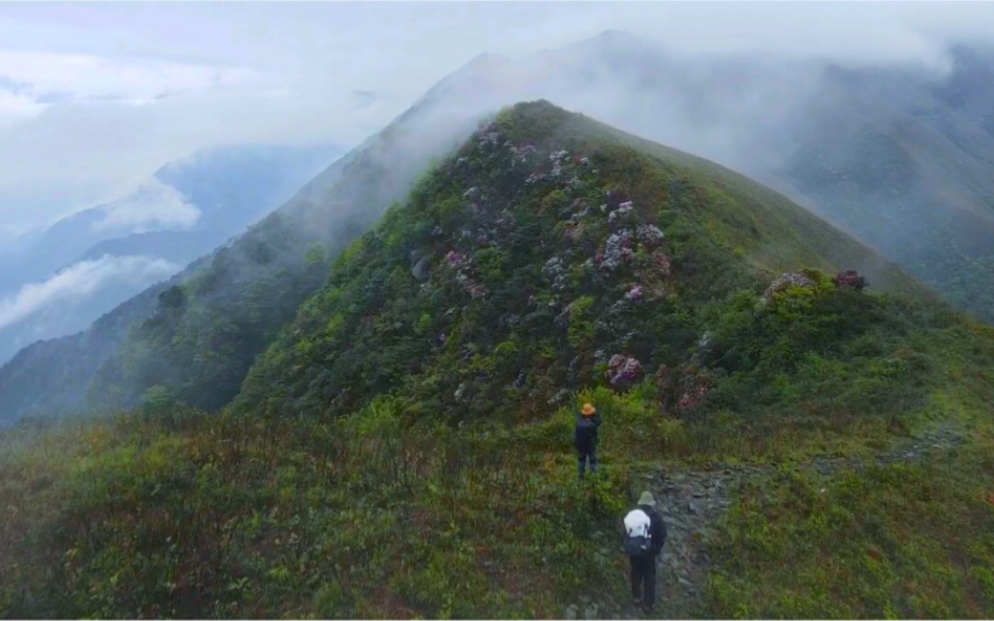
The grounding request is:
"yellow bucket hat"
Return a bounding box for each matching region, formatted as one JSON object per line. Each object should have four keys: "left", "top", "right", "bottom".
{"left": 582, "top": 403, "right": 596, "bottom": 416}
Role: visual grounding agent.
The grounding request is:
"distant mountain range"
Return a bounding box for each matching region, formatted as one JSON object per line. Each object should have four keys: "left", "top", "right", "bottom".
{"left": 0, "top": 143, "right": 341, "bottom": 362}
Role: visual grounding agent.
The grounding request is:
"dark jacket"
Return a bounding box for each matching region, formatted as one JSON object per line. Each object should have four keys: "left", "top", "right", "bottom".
{"left": 574, "top": 413, "right": 602, "bottom": 453}
{"left": 639, "top": 504, "right": 667, "bottom": 556}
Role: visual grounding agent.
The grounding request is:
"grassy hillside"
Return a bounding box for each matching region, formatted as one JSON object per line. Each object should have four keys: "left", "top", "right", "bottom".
{"left": 2, "top": 101, "right": 993, "bottom": 620}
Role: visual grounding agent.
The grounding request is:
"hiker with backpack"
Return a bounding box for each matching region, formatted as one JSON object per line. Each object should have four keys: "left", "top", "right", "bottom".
{"left": 623, "top": 491, "right": 667, "bottom": 614}
{"left": 574, "top": 402, "right": 601, "bottom": 477}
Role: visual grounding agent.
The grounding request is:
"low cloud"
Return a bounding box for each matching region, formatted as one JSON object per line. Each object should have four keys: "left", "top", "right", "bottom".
{"left": 91, "top": 177, "right": 201, "bottom": 234}
{"left": 2, "top": 3, "right": 994, "bottom": 233}
{"left": 0, "top": 88, "right": 44, "bottom": 124}
{"left": 0, "top": 50, "right": 256, "bottom": 106}
{"left": 0, "top": 255, "right": 180, "bottom": 331}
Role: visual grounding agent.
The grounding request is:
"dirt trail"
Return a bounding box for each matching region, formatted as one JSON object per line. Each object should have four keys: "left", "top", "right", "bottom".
{"left": 567, "top": 423, "right": 965, "bottom": 620}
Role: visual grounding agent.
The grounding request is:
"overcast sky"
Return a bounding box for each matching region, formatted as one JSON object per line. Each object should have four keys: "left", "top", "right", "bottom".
{"left": 3, "top": 1, "right": 994, "bottom": 239}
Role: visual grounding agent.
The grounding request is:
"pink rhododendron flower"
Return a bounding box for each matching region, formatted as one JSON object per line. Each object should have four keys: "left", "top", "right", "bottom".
{"left": 607, "top": 354, "right": 642, "bottom": 385}
{"left": 834, "top": 269, "right": 867, "bottom": 291}
{"left": 764, "top": 272, "right": 815, "bottom": 298}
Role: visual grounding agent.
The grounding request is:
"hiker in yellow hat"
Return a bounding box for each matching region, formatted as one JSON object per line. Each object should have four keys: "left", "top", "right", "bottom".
{"left": 574, "top": 402, "right": 601, "bottom": 478}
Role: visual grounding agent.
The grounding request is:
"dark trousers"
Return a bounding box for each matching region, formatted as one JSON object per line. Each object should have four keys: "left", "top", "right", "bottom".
{"left": 630, "top": 554, "right": 657, "bottom": 610}
{"left": 577, "top": 446, "right": 597, "bottom": 476}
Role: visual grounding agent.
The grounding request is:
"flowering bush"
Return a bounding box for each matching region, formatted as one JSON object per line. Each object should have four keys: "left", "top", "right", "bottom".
{"left": 654, "top": 362, "right": 714, "bottom": 412}
{"left": 525, "top": 171, "right": 546, "bottom": 185}
{"left": 508, "top": 143, "right": 537, "bottom": 165}
{"left": 479, "top": 131, "right": 501, "bottom": 147}
{"left": 677, "top": 384, "right": 709, "bottom": 411}
{"left": 764, "top": 272, "right": 815, "bottom": 299}
{"left": 600, "top": 230, "right": 635, "bottom": 270}
{"left": 443, "top": 249, "right": 489, "bottom": 299}
{"left": 652, "top": 251, "right": 671, "bottom": 276}
{"left": 834, "top": 268, "right": 868, "bottom": 291}
{"left": 549, "top": 149, "right": 569, "bottom": 178}
{"left": 607, "top": 354, "right": 642, "bottom": 386}
{"left": 542, "top": 256, "right": 568, "bottom": 291}
{"left": 466, "top": 283, "right": 489, "bottom": 298}
{"left": 637, "top": 224, "right": 665, "bottom": 245}
{"left": 608, "top": 200, "right": 635, "bottom": 224}
{"left": 625, "top": 285, "right": 643, "bottom": 301}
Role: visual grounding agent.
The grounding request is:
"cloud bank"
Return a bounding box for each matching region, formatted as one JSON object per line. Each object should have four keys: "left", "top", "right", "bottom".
{"left": 1, "top": 2, "right": 993, "bottom": 234}
{"left": 0, "top": 255, "right": 180, "bottom": 331}
{"left": 91, "top": 178, "right": 201, "bottom": 234}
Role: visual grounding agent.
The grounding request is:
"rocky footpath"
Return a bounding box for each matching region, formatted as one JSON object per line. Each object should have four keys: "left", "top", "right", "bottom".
{"left": 573, "top": 423, "right": 965, "bottom": 620}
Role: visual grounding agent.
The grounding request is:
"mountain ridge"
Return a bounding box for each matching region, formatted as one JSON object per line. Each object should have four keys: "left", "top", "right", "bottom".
{"left": 3, "top": 101, "right": 993, "bottom": 620}
{"left": 405, "top": 31, "right": 994, "bottom": 322}
{"left": 235, "top": 99, "right": 922, "bottom": 422}
{"left": 3, "top": 29, "right": 990, "bottom": 422}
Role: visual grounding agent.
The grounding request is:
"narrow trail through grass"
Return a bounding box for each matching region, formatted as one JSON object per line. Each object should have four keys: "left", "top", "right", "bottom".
{"left": 576, "top": 422, "right": 967, "bottom": 620}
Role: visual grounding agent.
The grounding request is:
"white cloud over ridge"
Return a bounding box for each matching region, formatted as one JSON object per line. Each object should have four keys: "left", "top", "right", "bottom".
{"left": 0, "top": 50, "right": 256, "bottom": 106}
{"left": 0, "top": 255, "right": 180, "bottom": 331}
{"left": 0, "top": 2, "right": 993, "bottom": 233}
{"left": 91, "top": 178, "right": 201, "bottom": 234}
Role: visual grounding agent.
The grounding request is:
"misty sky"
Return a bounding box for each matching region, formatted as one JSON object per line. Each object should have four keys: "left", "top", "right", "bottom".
{"left": 3, "top": 1, "right": 994, "bottom": 239}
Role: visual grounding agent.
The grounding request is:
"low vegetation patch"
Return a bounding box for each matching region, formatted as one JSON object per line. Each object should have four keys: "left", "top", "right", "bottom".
{"left": 705, "top": 439, "right": 994, "bottom": 619}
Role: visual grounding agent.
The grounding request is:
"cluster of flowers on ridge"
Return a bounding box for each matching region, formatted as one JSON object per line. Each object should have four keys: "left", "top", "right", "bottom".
{"left": 834, "top": 268, "right": 868, "bottom": 291}
{"left": 654, "top": 362, "right": 716, "bottom": 413}
{"left": 764, "top": 268, "right": 869, "bottom": 300}
{"left": 444, "top": 250, "right": 488, "bottom": 299}
{"left": 607, "top": 354, "right": 642, "bottom": 386}
{"left": 763, "top": 271, "right": 815, "bottom": 299}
